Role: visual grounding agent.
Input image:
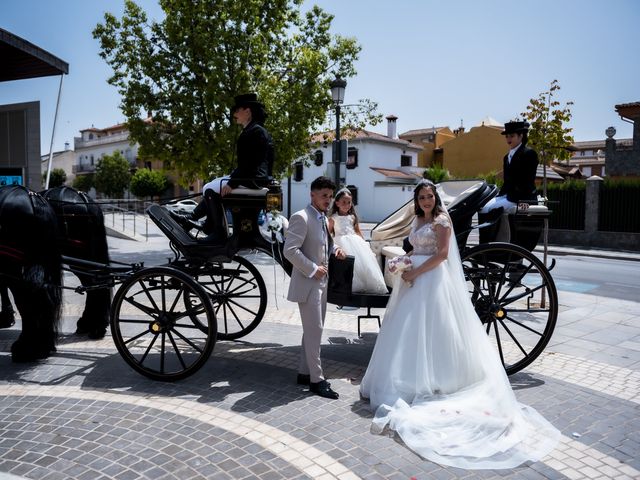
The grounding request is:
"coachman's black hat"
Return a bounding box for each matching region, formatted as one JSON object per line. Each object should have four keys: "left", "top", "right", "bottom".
{"left": 231, "top": 93, "right": 267, "bottom": 123}
{"left": 501, "top": 120, "right": 530, "bottom": 135}
{"left": 232, "top": 93, "right": 264, "bottom": 111}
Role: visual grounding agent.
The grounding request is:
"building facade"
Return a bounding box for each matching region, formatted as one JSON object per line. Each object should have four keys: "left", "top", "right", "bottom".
{"left": 73, "top": 123, "right": 139, "bottom": 177}
{"left": 282, "top": 122, "right": 423, "bottom": 222}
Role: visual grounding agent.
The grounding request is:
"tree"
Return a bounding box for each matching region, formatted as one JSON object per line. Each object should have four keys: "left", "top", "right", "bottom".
{"left": 94, "top": 152, "right": 132, "bottom": 198}
{"left": 93, "top": 0, "right": 380, "bottom": 184}
{"left": 130, "top": 168, "right": 168, "bottom": 198}
{"left": 72, "top": 173, "right": 95, "bottom": 193}
{"left": 521, "top": 79, "right": 574, "bottom": 165}
{"left": 42, "top": 168, "right": 67, "bottom": 188}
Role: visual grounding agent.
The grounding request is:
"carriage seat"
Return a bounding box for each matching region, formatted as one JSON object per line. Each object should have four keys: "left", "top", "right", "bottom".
{"left": 222, "top": 187, "right": 269, "bottom": 209}
{"left": 147, "top": 204, "right": 235, "bottom": 261}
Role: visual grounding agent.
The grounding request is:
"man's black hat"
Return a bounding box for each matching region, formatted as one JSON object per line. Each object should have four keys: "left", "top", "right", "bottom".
{"left": 231, "top": 93, "right": 267, "bottom": 123}
{"left": 232, "top": 93, "right": 264, "bottom": 111}
{"left": 501, "top": 120, "right": 530, "bottom": 135}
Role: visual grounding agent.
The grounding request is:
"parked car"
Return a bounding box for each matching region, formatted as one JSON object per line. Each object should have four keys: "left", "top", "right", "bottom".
{"left": 166, "top": 199, "right": 198, "bottom": 214}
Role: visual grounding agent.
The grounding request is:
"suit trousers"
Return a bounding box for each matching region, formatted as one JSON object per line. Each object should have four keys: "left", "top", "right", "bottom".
{"left": 298, "top": 283, "right": 328, "bottom": 383}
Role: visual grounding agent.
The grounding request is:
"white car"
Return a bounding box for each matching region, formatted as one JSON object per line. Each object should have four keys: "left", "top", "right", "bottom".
{"left": 166, "top": 199, "right": 198, "bottom": 214}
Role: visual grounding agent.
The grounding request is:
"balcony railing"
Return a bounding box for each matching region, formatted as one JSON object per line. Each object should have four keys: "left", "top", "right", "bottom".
{"left": 74, "top": 131, "right": 132, "bottom": 149}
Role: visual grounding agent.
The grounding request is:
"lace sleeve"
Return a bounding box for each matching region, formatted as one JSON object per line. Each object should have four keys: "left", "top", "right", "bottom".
{"left": 433, "top": 214, "right": 451, "bottom": 229}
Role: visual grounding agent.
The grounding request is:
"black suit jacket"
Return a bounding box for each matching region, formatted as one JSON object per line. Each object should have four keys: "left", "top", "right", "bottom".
{"left": 499, "top": 144, "right": 538, "bottom": 203}
{"left": 228, "top": 121, "right": 274, "bottom": 189}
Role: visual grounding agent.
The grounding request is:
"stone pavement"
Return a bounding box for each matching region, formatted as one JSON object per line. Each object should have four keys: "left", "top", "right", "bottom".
{"left": 1, "top": 232, "right": 639, "bottom": 479}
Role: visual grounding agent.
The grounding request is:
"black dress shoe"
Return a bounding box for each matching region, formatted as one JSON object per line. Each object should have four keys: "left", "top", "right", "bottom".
{"left": 309, "top": 380, "right": 339, "bottom": 399}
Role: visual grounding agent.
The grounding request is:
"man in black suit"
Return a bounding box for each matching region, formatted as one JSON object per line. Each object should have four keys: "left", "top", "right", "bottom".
{"left": 172, "top": 93, "right": 274, "bottom": 242}
{"left": 479, "top": 121, "right": 538, "bottom": 242}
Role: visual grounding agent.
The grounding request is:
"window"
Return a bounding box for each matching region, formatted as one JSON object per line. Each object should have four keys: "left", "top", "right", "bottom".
{"left": 314, "top": 150, "right": 323, "bottom": 167}
{"left": 346, "top": 147, "right": 358, "bottom": 169}
{"left": 400, "top": 155, "right": 412, "bottom": 167}
{"left": 293, "top": 161, "right": 304, "bottom": 182}
{"left": 90, "top": 155, "right": 94, "bottom": 165}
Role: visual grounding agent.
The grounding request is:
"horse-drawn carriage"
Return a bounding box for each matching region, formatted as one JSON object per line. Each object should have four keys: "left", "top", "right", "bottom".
{"left": 0, "top": 180, "right": 557, "bottom": 381}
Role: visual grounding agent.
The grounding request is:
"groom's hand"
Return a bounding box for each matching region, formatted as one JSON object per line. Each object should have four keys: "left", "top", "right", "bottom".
{"left": 335, "top": 247, "right": 346, "bottom": 260}
{"left": 313, "top": 265, "right": 328, "bottom": 279}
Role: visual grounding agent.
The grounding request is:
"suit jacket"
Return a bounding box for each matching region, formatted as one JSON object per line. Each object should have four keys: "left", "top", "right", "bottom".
{"left": 499, "top": 144, "right": 539, "bottom": 203}
{"left": 228, "top": 121, "right": 274, "bottom": 188}
{"left": 284, "top": 205, "right": 334, "bottom": 303}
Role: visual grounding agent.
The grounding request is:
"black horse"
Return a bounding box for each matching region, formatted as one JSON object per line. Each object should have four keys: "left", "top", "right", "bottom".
{"left": 0, "top": 185, "right": 111, "bottom": 362}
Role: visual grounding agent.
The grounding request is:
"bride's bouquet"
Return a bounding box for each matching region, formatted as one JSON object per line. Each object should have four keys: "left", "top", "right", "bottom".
{"left": 388, "top": 255, "right": 413, "bottom": 287}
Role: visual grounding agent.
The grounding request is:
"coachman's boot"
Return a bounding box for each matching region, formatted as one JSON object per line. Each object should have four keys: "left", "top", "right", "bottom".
{"left": 170, "top": 199, "right": 208, "bottom": 231}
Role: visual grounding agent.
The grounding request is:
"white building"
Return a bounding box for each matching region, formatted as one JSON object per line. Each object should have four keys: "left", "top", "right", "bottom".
{"left": 41, "top": 142, "right": 76, "bottom": 184}
{"left": 282, "top": 116, "right": 424, "bottom": 222}
{"left": 73, "top": 123, "right": 139, "bottom": 177}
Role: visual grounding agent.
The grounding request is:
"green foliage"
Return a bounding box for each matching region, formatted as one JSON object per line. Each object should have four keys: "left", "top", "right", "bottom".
{"left": 94, "top": 151, "right": 132, "bottom": 197}
{"left": 130, "top": 168, "right": 169, "bottom": 198}
{"left": 544, "top": 179, "right": 585, "bottom": 191}
{"left": 93, "top": 0, "right": 380, "bottom": 184}
{"left": 604, "top": 177, "right": 640, "bottom": 188}
{"left": 72, "top": 174, "right": 95, "bottom": 193}
{"left": 521, "top": 79, "right": 574, "bottom": 164}
{"left": 423, "top": 165, "right": 450, "bottom": 183}
{"left": 476, "top": 171, "right": 503, "bottom": 189}
{"left": 42, "top": 168, "right": 67, "bottom": 188}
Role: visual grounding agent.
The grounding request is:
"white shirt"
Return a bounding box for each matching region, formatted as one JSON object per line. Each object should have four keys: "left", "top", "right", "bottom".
{"left": 507, "top": 144, "right": 521, "bottom": 164}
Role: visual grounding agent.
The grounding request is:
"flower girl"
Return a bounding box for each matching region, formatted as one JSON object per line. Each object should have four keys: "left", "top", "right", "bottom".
{"left": 328, "top": 189, "right": 388, "bottom": 294}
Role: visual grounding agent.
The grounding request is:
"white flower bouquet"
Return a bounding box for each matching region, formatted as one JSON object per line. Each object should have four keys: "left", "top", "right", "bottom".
{"left": 260, "top": 210, "right": 288, "bottom": 243}
{"left": 388, "top": 255, "right": 414, "bottom": 286}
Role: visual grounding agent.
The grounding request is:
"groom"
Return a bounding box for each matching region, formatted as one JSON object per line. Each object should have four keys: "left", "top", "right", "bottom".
{"left": 284, "top": 176, "right": 346, "bottom": 399}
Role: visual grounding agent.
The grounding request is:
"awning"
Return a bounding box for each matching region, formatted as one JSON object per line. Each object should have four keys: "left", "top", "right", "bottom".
{"left": 0, "top": 27, "right": 69, "bottom": 82}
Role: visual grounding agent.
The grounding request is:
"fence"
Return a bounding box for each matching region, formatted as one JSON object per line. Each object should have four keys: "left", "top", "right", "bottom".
{"left": 544, "top": 188, "right": 585, "bottom": 231}
{"left": 599, "top": 182, "right": 640, "bottom": 233}
{"left": 546, "top": 177, "right": 640, "bottom": 251}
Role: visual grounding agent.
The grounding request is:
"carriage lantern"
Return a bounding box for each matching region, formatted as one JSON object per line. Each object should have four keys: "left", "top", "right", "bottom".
{"left": 266, "top": 182, "right": 283, "bottom": 212}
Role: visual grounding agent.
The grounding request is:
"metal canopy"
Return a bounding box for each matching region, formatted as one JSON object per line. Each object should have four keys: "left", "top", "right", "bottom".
{"left": 0, "top": 27, "right": 69, "bottom": 82}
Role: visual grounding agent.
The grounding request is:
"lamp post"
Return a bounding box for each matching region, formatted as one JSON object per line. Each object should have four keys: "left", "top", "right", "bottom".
{"left": 330, "top": 76, "right": 347, "bottom": 188}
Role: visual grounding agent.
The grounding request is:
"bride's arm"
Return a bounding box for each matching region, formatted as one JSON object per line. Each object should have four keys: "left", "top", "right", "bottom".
{"left": 401, "top": 224, "right": 451, "bottom": 282}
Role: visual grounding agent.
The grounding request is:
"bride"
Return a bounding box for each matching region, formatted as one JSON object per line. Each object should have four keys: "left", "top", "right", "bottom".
{"left": 359, "top": 180, "right": 559, "bottom": 469}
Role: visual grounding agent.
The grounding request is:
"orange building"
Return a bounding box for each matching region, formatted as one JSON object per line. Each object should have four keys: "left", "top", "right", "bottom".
{"left": 399, "top": 127, "right": 455, "bottom": 168}
{"left": 440, "top": 125, "right": 508, "bottom": 178}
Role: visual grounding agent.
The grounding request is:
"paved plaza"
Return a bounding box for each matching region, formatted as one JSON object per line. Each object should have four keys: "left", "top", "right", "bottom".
{"left": 1, "top": 231, "right": 639, "bottom": 480}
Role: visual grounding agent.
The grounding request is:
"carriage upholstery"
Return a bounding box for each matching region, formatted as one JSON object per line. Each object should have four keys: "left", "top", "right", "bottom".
{"left": 147, "top": 204, "right": 236, "bottom": 261}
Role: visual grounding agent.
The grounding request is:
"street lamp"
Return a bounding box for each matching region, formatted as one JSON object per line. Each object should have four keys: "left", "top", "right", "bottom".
{"left": 330, "top": 76, "right": 347, "bottom": 188}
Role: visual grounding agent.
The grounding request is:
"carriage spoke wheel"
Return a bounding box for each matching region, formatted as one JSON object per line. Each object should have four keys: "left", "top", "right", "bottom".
{"left": 185, "top": 255, "right": 267, "bottom": 340}
{"left": 462, "top": 242, "right": 558, "bottom": 375}
{"left": 110, "top": 267, "right": 216, "bottom": 381}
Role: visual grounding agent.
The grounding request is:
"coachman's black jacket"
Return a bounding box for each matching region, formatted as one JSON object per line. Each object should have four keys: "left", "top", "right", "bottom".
{"left": 228, "top": 121, "right": 274, "bottom": 189}
{"left": 499, "top": 144, "right": 539, "bottom": 203}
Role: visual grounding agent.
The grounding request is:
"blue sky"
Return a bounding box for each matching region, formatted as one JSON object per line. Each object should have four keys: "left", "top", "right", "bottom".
{"left": 1, "top": 0, "right": 638, "bottom": 155}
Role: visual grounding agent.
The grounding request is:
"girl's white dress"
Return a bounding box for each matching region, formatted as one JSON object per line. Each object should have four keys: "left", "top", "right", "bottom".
{"left": 359, "top": 213, "right": 559, "bottom": 469}
{"left": 331, "top": 214, "right": 388, "bottom": 294}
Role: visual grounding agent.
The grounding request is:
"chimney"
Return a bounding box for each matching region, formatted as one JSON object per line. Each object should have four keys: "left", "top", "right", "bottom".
{"left": 64, "top": 142, "right": 70, "bottom": 151}
{"left": 386, "top": 115, "right": 398, "bottom": 139}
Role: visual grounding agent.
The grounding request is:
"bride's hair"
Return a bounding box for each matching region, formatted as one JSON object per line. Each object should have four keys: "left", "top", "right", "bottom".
{"left": 330, "top": 188, "right": 360, "bottom": 226}
{"left": 413, "top": 180, "right": 445, "bottom": 217}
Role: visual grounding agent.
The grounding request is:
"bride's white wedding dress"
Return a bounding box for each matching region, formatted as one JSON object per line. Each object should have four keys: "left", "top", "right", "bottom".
{"left": 331, "top": 214, "right": 388, "bottom": 294}
{"left": 359, "top": 213, "right": 559, "bottom": 469}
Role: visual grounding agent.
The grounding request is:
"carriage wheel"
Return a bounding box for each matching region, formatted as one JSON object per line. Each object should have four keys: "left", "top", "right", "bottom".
{"left": 110, "top": 266, "right": 217, "bottom": 381}
{"left": 461, "top": 242, "right": 558, "bottom": 375}
{"left": 185, "top": 255, "right": 267, "bottom": 340}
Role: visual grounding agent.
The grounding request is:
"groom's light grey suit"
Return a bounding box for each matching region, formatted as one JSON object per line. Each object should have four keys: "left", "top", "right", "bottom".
{"left": 284, "top": 204, "right": 334, "bottom": 383}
